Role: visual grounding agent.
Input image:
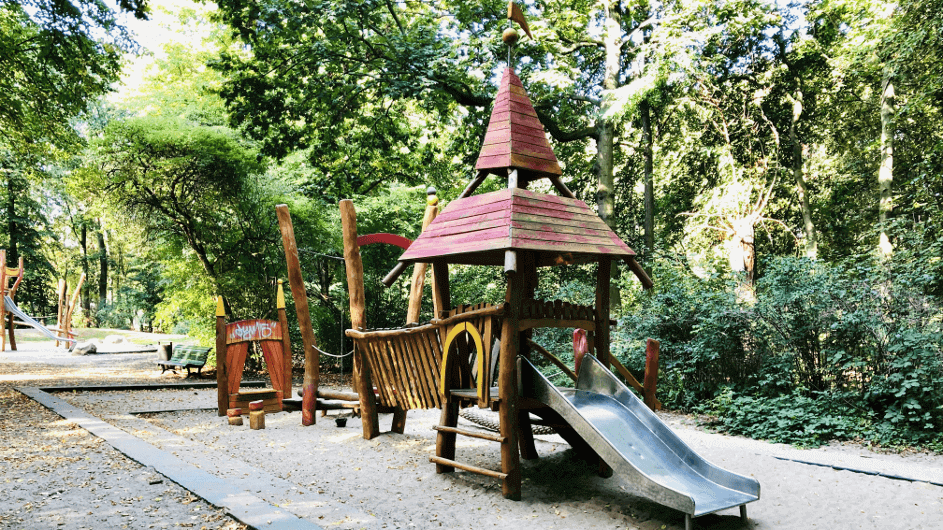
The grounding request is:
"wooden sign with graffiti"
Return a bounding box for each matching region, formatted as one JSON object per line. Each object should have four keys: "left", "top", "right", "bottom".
{"left": 226, "top": 319, "right": 281, "bottom": 344}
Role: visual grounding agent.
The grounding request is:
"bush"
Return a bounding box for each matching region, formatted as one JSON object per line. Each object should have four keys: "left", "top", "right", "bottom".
{"left": 619, "top": 255, "right": 943, "bottom": 449}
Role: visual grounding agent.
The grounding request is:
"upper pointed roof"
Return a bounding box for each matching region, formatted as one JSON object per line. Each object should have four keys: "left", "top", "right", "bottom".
{"left": 475, "top": 68, "right": 562, "bottom": 179}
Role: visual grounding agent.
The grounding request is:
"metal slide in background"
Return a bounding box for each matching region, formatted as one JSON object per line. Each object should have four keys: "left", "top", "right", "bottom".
{"left": 520, "top": 354, "right": 759, "bottom": 530}
{"left": 4, "top": 295, "right": 75, "bottom": 343}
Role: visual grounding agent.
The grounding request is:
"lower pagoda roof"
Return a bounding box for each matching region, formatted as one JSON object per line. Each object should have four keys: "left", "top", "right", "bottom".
{"left": 398, "top": 188, "right": 636, "bottom": 267}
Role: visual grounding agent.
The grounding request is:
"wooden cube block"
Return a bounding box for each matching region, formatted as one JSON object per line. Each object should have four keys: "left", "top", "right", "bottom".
{"left": 250, "top": 409, "right": 265, "bottom": 430}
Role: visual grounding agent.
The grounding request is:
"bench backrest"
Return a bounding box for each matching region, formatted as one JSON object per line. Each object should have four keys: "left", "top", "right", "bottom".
{"left": 171, "top": 345, "right": 211, "bottom": 365}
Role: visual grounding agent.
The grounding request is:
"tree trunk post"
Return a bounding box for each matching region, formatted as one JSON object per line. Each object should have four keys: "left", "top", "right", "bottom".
{"left": 498, "top": 260, "right": 523, "bottom": 500}
{"left": 276, "top": 204, "right": 320, "bottom": 426}
{"left": 340, "top": 199, "right": 380, "bottom": 439}
{"left": 878, "top": 67, "right": 895, "bottom": 258}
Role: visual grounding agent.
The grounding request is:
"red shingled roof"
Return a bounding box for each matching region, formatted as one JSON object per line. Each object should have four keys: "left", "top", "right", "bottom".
{"left": 475, "top": 68, "right": 562, "bottom": 178}
{"left": 398, "top": 188, "right": 635, "bottom": 267}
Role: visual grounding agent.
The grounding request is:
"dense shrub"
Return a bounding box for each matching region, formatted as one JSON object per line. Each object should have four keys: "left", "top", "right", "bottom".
{"left": 619, "top": 255, "right": 943, "bottom": 449}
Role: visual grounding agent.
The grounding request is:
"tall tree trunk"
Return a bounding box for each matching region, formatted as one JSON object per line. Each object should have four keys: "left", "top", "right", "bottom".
{"left": 80, "top": 222, "right": 90, "bottom": 322}
{"left": 640, "top": 99, "right": 655, "bottom": 275}
{"left": 789, "top": 91, "right": 819, "bottom": 259}
{"left": 878, "top": 68, "right": 895, "bottom": 257}
{"left": 97, "top": 227, "right": 107, "bottom": 312}
{"left": 729, "top": 218, "right": 756, "bottom": 302}
{"left": 596, "top": 0, "right": 623, "bottom": 311}
{"left": 6, "top": 173, "right": 17, "bottom": 263}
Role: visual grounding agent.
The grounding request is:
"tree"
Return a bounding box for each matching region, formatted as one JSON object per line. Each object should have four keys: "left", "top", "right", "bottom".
{"left": 0, "top": 0, "right": 146, "bottom": 149}
{"left": 78, "top": 117, "right": 267, "bottom": 285}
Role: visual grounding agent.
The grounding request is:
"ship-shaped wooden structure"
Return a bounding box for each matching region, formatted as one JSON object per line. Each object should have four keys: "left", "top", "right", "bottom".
{"left": 342, "top": 58, "right": 652, "bottom": 499}
{"left": 332, "top": 8, "right": 760, "bottom": 525}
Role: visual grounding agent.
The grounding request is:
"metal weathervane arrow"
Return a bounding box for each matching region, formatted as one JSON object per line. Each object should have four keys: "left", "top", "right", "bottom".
{"left": 504, "top": 2, "right": 533, "bottom": 67}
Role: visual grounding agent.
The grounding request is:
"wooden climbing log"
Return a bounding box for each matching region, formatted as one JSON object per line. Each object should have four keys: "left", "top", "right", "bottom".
{"left": 340, "top": 199, "right": 380, "bottom": 439}
{"left": 276, "top": 204, "right": 320, "bottom": 426}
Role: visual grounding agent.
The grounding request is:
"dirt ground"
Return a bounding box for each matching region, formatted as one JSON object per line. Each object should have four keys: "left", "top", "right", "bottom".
{"left": 2, "top": 330, "right": 942, "bottom": 530}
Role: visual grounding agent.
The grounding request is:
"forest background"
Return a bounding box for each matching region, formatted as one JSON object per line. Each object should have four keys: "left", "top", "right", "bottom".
{"left": 2, "top": 0, "right": 941, "bottom": 450}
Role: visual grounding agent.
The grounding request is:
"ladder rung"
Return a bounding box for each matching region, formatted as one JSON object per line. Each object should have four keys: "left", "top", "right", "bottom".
{"left": 433, "top": 425, "right": 506, "bottom": 444}
{"left": 429, "top": 456, "right": 507, "bottom": 480}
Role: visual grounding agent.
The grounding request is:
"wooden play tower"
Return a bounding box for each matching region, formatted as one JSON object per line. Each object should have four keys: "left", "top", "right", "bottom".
{"left": 340, "top": 5, "right": 652, "bottom": 501}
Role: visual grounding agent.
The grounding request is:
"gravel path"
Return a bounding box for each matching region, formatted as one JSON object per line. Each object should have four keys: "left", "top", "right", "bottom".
{"left": 0, "top": 338, "right": 247, "bottom": 530}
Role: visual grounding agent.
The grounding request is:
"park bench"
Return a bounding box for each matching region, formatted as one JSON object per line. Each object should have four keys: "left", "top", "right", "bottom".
{"left": 156, "top": 344, "right": 212, "bottom": 376}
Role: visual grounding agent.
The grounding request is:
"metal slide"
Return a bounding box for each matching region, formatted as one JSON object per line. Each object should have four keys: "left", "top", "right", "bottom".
{"left": 4, "top": 295, "right": 75, "bottom": 343}
{"left": 520, "top": 354, "right": 759, "bottom": 529}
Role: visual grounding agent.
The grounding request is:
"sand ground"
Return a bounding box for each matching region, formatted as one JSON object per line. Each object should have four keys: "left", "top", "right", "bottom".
{"left": 1, "top": 335, "right": 941, "bottom": 530}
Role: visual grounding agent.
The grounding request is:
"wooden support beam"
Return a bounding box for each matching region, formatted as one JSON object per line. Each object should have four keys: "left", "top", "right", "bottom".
{"left": 594, "top": 258, "right": 613, "bottom": 479}
{"left": 433, "top": 425, "right": 507, "bottom": 444}
{"left": 547, "top": 174, "right": 577, "bottom": 199}
{"left": 626, "top": 257, "right": 654, "bottom": 290}
{"left": 276, "top": 204, "right": 320, "bottom": 426}
{"left": 428, "top": 456, "right": 508, "bottom": 480}
{"left": 498, "top": 267, "right": 524, "bottom": 500}
{"left": 526, "top": 339, "right": 577, "bottom": 383}
{"left": 456, "top": 170, "right": 489, "bottom": 200}
{"left": 431, "top": 262, "right": 450, "bottom": 319}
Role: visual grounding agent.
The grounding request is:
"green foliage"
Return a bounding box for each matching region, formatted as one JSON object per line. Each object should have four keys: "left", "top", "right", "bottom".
{"left": 621, "top": 255, "right": 943, "bottom": 448}
{"left": 0, "top": 0, "right": 144, "bottom": 150}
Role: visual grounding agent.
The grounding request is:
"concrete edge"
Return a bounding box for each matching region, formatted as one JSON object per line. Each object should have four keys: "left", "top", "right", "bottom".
{"left": 16, "top": 386, "right": 324, "bottom": 530}
{"left": 770, "top": 456, "right": 943, "bottom": 487}
{"left": 38, "top": 381, "right": 268, "bottom": 392}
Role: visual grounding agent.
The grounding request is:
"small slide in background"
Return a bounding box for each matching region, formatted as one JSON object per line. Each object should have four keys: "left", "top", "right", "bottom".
{"left": 520, "top": 355, "right": 759, "bottom": 530}
{"left": 4, "top": 295, "right": 76, "bottom": 343}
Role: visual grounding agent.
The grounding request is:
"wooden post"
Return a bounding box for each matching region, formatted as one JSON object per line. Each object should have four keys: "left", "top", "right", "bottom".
{"left": 594, "top": 258, "right": 613, "bottom": 478}
{"left": 275, "top": 204, "right": 320, "bottom": 426}
{"left": 340, "top": 199, "right": 380, "bottom": 440}
{"left": 215, "top": 296, "right": 228, "bottom": 416}
{"left": 498, "top": 261, "right": 523, "bottom": 500}
{"left": 406, "top": 193, "right": 439, "bottom": 324}
{"left": 431, "top": 261, "right": 450, "bottom": 319}
{"left": 518, "top": 251, "right": 538, "bottom": 461}
{"left": 643, "top": 338, "right": 660, "bottom": 411}
{"left": 594, "top": 259, "right": 612, "bottom": 369}
{"left": 276, "top": 280, "right": 293, "bottom": 404}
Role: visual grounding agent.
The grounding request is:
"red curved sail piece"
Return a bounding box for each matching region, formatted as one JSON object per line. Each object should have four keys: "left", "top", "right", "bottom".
{"left": 357, "top": 233, "right": 412, "bottom": 250}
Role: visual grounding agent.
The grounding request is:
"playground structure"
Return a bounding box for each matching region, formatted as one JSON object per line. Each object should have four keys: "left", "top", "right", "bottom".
{"left": 0, "top": 249, "right": 79, "bottom": 350}
{"left": 214, "top": 283, "right": 293, "bottom": 417}
{"left": 274, "top": 6, "right": 760, "bottom": 528}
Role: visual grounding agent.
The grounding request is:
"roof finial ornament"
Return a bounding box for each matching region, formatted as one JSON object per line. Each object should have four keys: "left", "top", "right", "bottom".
{"left": 504, "top": 2, "right": 532, "bottom": 68}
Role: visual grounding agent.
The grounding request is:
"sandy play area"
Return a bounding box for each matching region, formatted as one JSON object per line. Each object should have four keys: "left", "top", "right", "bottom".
{"left": 2, "top": 338, "right": 942, "bottom": 529}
